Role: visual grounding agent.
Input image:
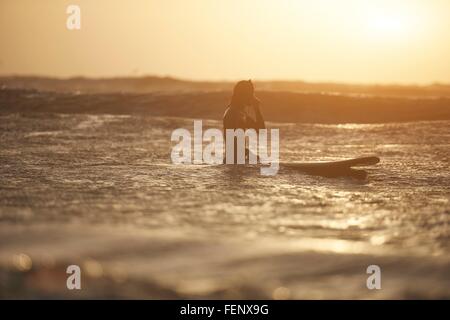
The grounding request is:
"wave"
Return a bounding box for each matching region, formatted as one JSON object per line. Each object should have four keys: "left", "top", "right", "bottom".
{"left": 1, "top": 87, "right": 449, "bottom": 123}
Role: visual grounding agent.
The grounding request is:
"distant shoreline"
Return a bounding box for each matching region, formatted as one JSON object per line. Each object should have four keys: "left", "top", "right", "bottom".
{"left": 1, "top": 88, "right": 449, "bottom": 124}
{"left": 2, "top": 75, "right": 450, "bottom": 98}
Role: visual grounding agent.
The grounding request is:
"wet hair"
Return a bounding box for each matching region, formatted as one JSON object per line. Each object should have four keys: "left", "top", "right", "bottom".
{"left": 230, "top": 80, "right": 254, "bottom": 108}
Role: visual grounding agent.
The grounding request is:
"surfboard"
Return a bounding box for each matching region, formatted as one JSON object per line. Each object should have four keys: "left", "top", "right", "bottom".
{"left": 282, "top": 156, "right": 380, "bottom": 170}
{"left": 281, "top": 156, "right": 379, "bottom": 178}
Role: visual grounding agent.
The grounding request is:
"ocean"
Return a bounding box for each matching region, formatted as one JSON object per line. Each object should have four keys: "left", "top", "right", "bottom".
{"left": 0, "top": 89, "right": 449, "bottom": 299}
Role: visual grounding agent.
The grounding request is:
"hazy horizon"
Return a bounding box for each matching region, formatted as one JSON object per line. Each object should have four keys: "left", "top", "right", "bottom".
{"left": 1, "top": 0, "right": 449, "bottom": 84}
{"left": 2, "top": 73, "right": 450, "bottom": 87}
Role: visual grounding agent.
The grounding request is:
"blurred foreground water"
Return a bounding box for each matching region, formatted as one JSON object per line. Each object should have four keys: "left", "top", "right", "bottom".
{"left": 0, "top": 112, "right": 449, "bottom": 298}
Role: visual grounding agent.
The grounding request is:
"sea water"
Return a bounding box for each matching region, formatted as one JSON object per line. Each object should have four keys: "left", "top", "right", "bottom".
{"left": 0, "top": 111, "right": 449, "bottom": 299}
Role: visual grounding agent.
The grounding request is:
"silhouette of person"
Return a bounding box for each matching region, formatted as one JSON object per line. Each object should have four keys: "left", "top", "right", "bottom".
{"left": 223, "top": 80, "right": 265, "bottom": 163}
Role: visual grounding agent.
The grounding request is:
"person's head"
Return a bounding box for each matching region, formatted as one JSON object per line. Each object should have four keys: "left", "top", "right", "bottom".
{"left": 230, "top": 80, "right": 257, "bottom": 108}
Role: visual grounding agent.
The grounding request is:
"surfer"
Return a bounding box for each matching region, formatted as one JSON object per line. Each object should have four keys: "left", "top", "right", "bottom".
{"left": 223, "top": 80, "right": 265, "bottom": 163}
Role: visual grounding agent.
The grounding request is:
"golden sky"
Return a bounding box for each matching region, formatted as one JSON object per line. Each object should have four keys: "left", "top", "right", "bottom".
{"left": 1, "top": 0, "right": 449, "bottom": 83}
